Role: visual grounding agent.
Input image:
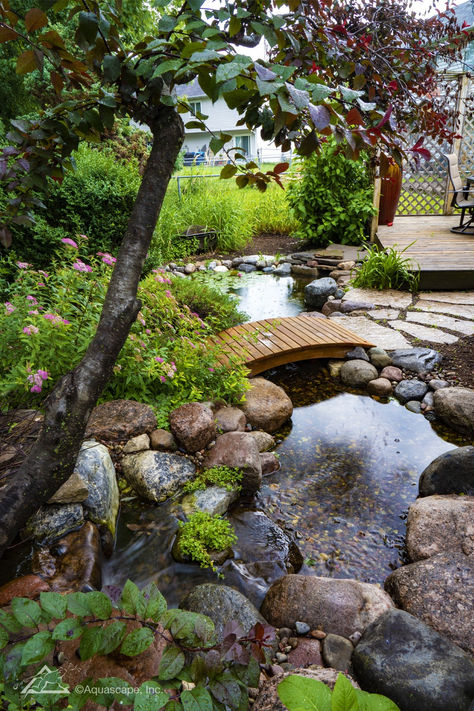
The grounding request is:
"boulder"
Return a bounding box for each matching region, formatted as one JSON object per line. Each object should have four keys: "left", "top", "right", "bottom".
{"left": 406, "top": 494, "right": 474, "bottom": 560}
{"left": 322, "top": 300, "right": 342, "bottom": 316}
{"left": 368, "top": 346, "right": 391, "bottom": 368}
{"left": 249, "top": 431, "right": 275, "bottom": 452}
{"left": 74, "top": 441, "right": 119, "bottom": 537}
{"left": 261, "top": 575, "right": 393, "bottom": 638}
{"left": 180, "top": 583, "right": 266, "bottom": 641}
{"left": 273, "top": 262, "right": 292, "bottom": 276}
{"left": 367, "top": 378, "right": 392, "bottom": 396}
{"left": 291, "top": 264, "right": 319, "bottom": 277}
{"left": 122, "top": 451, "right": 195, "bottom": 502}
{"left": 304, "top": 277, "right": 338, "bottom": 309}
{"left": 48, "top": 472, "right": 89, "bottom": 504}
{"left": 286, "top": 638, "right": 323, "bottom": 667}
{"left": 394, "top": 379, "right": 428, "bottom": 404}
{"left": 341, "top": 300, "right": 374, "bottom": 314}
{"left": 122, "top": 433, "right": 150, "bottom": 454}
{"left": 433, "top": 387, "right": 474, "bottom": 437}
{"left": 150, "top": 428, "right": 178, "bottom": 451}
{"left": 169, "top": 402, "right": 216, "bottom": 453}
{"left": 419, "top": 446, "right": 474, "bottom": 496}
{"left": 85, "top": 399, "right": 157, "bottom": 441}
{"left": 345, "top": 346, "right": 369, "bottom": 361}
{"left": 241, "top": 378, "right": 293, "bottom": 433}
{"left": 352, "top": 608, "right": 474, "bottom": 711}
{"left": 322, "top": 634, "right": 354, "bottom": 672}
{"left": 429, "top": 378, "right": 449, "bottom": 390}
{"left": 180, "top": 485, "right": 239, "bottom": 517}
{"left": 389, "top": 347, "right": 442, "bottom": 374}
{"left": 260, "top": 452, "right": 280, "bottom": 475}
{"left": 252, "top": 668, "right": 359, "bottom": 711}
{"left": 340, "top": 360, "right": 378, "bottom": 388}
{"left": 24, "top": 503, "right": 84, "bottom": 543}
{"left": 204, "top": 432, "right": 262, "bottom": 495}
{"left": 0, "top": 575, "right": 50, "bottom": 606}
{"left": 215, "top": 406, "right": 246, "bottom": 433}
{"left": 239, "top": 263, "right": 257, "bottom": 273}
{"left": 379, "top": 365, "right": 404, "bottom": 382}
{"left": 384, "top": 551, "right": 474, "bottom": 654}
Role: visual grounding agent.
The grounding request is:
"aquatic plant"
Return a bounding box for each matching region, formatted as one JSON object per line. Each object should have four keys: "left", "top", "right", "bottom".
{"left": 177, "top": 512, "right": 237, "bottom": 570}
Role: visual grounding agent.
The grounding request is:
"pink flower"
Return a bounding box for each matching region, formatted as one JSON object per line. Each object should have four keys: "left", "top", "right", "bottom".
{"left": 5, "top": 302, "right": 15, "bottom": 313}
{"left": 26, "top": 295, "right": 38, "bottom": 304}
{"left": 28, "top": 309, "right": 39, "bottom": 315}
{"left": 23, "top": 325, "right": 39, "bottom": 335}
{"left": 37, "top": 282, "right": 45, "bottom": 287}
{"left": 165, "top": 290, "right": 172, "bottom": 298}
{"left": 61, "top": 237, "right": 78, "bottom": 248}
{"left": 208, "top": 367, "right": 215, "bottom": 372}
{"left": 72, "top": 260, "right": 92, "bottom": 273}
{"left": 16, "top": 262, "right": 30, "bottom": 269}
{"left": 37, "top": 369, "right": 48, "bottom": 379}
{"left": 38, "top": 270, "right": 49, "bottom": 277}
{"left": 160, "top": 375, "right": 166, "bottom": 383}
{"left": 101, "top": 255, "right": 116, "bottom": 266}
{"left": 62, "top": 319, "right": 70, "bottom": 325}
{"left": 146, "top": 329, "right": 151, "bottom": 335}
{"left": 79, "top": 234, "right": 88, "bottom": 240}
{"left": 30, "top": 384, "right": 42, "bottom": 393}
{"left": 43, "top": 313, "right": 62, "bottom": 325}
{"left": 155, "top": 356, "right": 164, "bottom": 363}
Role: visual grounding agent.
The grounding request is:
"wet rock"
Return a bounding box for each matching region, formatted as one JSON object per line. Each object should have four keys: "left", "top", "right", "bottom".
{"left": 352, "top": 608, "right": 474, "bottom": 711}
{"left": 75, "top": 441, "right": 119, "bottom": 537}
{"left": 261, "top": 574, "right": 393, "bottom": 638}
{"left": 405, "top": 400, "right": 422, "bottom": 414}
{"left": 340, "top": 360, "right": 378, "bottom": 388}
{"left": 24, "top": 503, "right": 84, "bottom": 543}
{"left": 273, "top": 263, "right": 291, "bottom": 276}
{"left": 85, "top": 399, "right": 157, "bottom": 441}
{"left": 322, "top": 299, "right": 342, "bottom": 316}
{"left": 32, "top": 521, "right": 102, "bottom": 592}
{"left": 328, "top": 360, "right": 344, "bottom": 378}
{"left": 0, "top": 575, "right": 50, "bottom": 606}
{"left": 122, "top": 451, "right": 195, "bottom": 502}
{"left": 429, "top": 378, "right": 449, "bottom": 390}
{"left": 389, "top": 347, "right": 442, "bottom": 374}
{"left": 287, "top": 638, "right": 323, "bottom": 667}
{"left": 291, "top": 264, "right": 319, "bottom": 278}
{"left": 239, "top": 263, "right": 257, "bottom": 273}
{"left": 180, "top": 485, "right": 239, "bottom": 517}
{"left": 345, "top": 346, "right": 369, "bottom": 361}
{"left": 249, "top": 431, "right": 275, "bottom": 452}
{"left": 204, "top": 432, "right": 262, "bottom": 495}
{"left": 322, "top": 634, "right": 354, "bottom": 671}
{"left": 379, "top": 365, "right": 404, "bottom": 382}
{"left": 368, "top": 346, "right": 391, "bottom": 368}
{"left": 241, "top": 378, "right": 293, "bottom": 433}
{"left": 215, "top": 406, "right": 246, "bottom": 433}
{"left": 334, "top": 288, "right": 344, "bottom": 299}
{"left": 433, "top": 387, "right": 474, "bottom": 437}
{"left": 422, "top": 390, "right": 434, "bottom": 408}
{"left": 122, "top": 433, "right": 150, "bottom": 454}
{"left": 169, "top": 402, "right": 216, "bottom": 453}
{"left": 295, "top": 621, "right": 310, "bottom": 635}
{"left": 406, "top": 495, "right": 474, "bottom": 560}
{"left": 419, "top": 446, "right": 474, "bottom": 496}
{"left": 180, "top": 583, "right": 266, "bottom": 641}
{"left": 304, "top": 277, "right": 338, "bottom": 309}
{"left": 260, "top": 452, "right": 280, "bottom": 475}
{"left": 150, "top": 428, "right": 178, "bottom": 451}
{"left": 48, "top": 472, "right": 89, "bottom": 504}
{"left": 367, "top": 378, "right": 392, "bottom": 396}
{"left": 252, "top": 668, "right": 359, "bottom": 711}
{"left": 384, "top": 551, "right": 474, "bottom": 654}
{"left": 394, "top": 379, "right": 428, "bottom": 404}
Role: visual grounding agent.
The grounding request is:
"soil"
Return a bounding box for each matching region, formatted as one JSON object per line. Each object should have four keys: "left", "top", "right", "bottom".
{"left": 434, "top": 335, "right": 474, "bottom": 389}
{"left": 188, "top": 232, "right": 311, "bottom": 262}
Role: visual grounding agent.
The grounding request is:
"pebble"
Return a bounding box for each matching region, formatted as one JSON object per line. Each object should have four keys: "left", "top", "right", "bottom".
{"left": 278, "top": 627, "right": 292, "bottom": 639}
{"left": 288, "top": 637, "right": 299, "bottom": 648}
{"left": 295, "top": 621, "right": 310, "bottom": 635}
{"left": 349, "top": 631, "right": 362, "bottom": 644}
{"left": 275, "top": 652, "right": 288, "bottom": 663}
{"left": 310, "top": 629, "right": 327, "bottom": 640}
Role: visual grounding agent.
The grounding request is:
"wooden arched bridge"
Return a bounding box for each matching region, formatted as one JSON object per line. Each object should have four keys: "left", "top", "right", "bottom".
{"left": 210, "top": 314, "right": 374, "bottom": 376}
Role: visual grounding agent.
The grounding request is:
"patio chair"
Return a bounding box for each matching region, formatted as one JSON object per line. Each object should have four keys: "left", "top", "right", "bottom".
{"left": 444, "top": 153, "right": 474, "bottom": 234}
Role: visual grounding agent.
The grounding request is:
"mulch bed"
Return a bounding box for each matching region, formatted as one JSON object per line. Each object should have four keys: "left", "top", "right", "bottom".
{"left": 188, "top": 232, "right": 311, "bottom": 262}
{"left": 433, "top": 335, "right": 474, "bottom": 389}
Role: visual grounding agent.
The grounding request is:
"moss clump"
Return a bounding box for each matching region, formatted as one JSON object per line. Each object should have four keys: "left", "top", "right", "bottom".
{"left": 177, "top": 512, "right": 237, "bottom": 570}
{"left": 183, "top": 466, "right": 242, "bottom": 494}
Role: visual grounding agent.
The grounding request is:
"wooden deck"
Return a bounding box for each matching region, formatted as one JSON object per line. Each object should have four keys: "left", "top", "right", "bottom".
{"left": 377, "top": 216, "right": 474, "bottom": 290}
{"left": 210, "top": 315, "right": 374, "bottom": 376}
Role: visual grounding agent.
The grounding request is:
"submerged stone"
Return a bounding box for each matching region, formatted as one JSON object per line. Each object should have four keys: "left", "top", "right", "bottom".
{"left": 419, "top": 446, "right": 474, "bottom": 496}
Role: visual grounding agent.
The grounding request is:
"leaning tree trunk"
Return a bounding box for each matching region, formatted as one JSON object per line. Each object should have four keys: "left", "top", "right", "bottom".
{"left": 0, "top": 107, "right": 184, "bottom": 559}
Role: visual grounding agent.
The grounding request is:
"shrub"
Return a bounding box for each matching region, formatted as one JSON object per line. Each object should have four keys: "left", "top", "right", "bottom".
{"left": 351, "top": 242, "right": 420, "bottom": 292}
{"left": 177, "top": 512, "right": 237, "bottom": 570}
{"left": 286, "top": 138, "right": 376, "bottom": 247}
{"left": 170, "top": 276, "right": 247, "bottom": 331}
{"left": 183, "top": 466, "right": 242, "bottom": 493}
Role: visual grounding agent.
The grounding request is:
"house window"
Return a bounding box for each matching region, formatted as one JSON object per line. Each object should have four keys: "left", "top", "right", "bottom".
{"left": 235, "top": 135, "right": 250, "bottom": 156}
{"left": 189, "top": 101, "right": 201, "bottom": 115}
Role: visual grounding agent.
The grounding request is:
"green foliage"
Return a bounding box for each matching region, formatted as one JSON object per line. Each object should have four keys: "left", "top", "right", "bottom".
{"left": 183, "top": 466, "right": 242, "bottom": 494}
{"left": 177, "top": 512, "right": 237, "bottom": 570}
{"left": 286, "top": 139, "right": 376, "bottom": 247}
{"left": 278, "top": 673, "right": 401, "bottom": 711}
{"left": 0, "top": 246, "right": 248, "bottom": 419}
{"left": 0, "top": 581, "right": 271, "bottom": 711}
{"left": 351, "top": 242, "right": 420, "bottom": 292}
{"left": 170, "top": 277, "right": 247, "bottom": 332}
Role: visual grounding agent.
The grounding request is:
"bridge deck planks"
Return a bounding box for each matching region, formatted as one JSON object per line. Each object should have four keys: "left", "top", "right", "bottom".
{"left": 210, "top": 315, "right": 374, "bottom": 376}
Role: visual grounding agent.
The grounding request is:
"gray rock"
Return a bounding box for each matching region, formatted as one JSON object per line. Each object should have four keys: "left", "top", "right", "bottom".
{"left": 150, "top": 428, "right": 178, "bottom": 451}
{"left": 203, "top": 432, "right": 262, "bottom": 495}
{"left": 322, "top": 633, "right": 354, "bottom": 671}
{"left": 24, "top": 503, "right": 84, "bottom": 543}
{"left": 406, "top": 494, "right": 474, "bottom": 560}
{"left": 48, "top": 472, "right": 89, "bottom": 504}
{"left": 184, "top": 263, "right": 196, "bottom": 274}
{"left": 252, "top": 668, "right": 359, "bottom": 711}
{"left": 241, "top": 378, "right": 293, "bottom": 433}
{"left": 180, "top": 583, "right": 266, "bottom": 641}
{"left": 368, "top": 346, "right": 391, "bottom": 368}
{"left": 394, "top": 379, "right": 429, "bottom": 403}
{"left": 379, "top": 365, "right": 403, "bottom": 382}
{"left": 273, "top": 262, "right": 291, "bottom": 276}
{"left": 295, "top": 621, "right": 310, "bottom": 635}
{"left": 172, "top": 271, "right": 186, "bottom": 278}
{"left": 122, "top": 451, "right": 195, "bottom": 502}
{"left": 260, "top": 452, "right": 280, "bottom": 475}
{"left": 389, "top": 347, "right": 442, "bottom": 374}
{"left": 291, "top": 264, "right": 319, "bottom": 278}
{"left": 340, "top": 300, "right": 375, "bottom": 313}
{"left": 340, "top": 360, "right": 378, "bottom": 388}
{"left": 405, "top": 400, "right": 422, "bottom": 413}
{"left": 429, "top": 378, "right": 449, "bottom": 390}
{"left": 367, "top": 378, "right": 392, "bottom": 397}
{"left": 263, "top": 266, "right": 275, "bottom": 273}
{"left": 215, "top": 406, "right": 246, "bottom": 433}
{"left": 122, "top": 433, "right": 150, "bottom": 454}
{"left": 207, "top": 261, "right": 217, "bottom": 270}
{"left": 249, "top": 431, "right": 275, "bottom": 452}
{"left": 334, "top": 288, "right": 345, "bottom": 299}
{"left": 242, "top": 255, "right": 259, "bottom": 265}
{"left": 75, "top": 441, "right": 119, "bottom": 536}
{"left": 422, "top": 390, "right": 434, "bottom": 407}
{"left": 239, "top": 263, "right": 257, "bottom": 273}
{"left": 180, "top": 485, "right": 239, "bottom": 517}
{"left": 322, "top": 299, "right": 342, "bottom": 316}
{"left": 214, "top": 265, "right": 228, "bottom": 273}
{"left": 433, "top": 387, "right": 474, "bottom": 437}
{"left": 169, "top": 402, "right": 216, "bottom": 453}
{"left": 419, "top": 446, "right": 474, "bottom": 496}
{"left": 304, "top": 277, "right": 338, "bottom": 309}
{"left": 352, "top": 608, "right": 474, "bottom": 711}
{"left": 345, "top": 346, "right": 369, "bottom": 361}
{"left": 85, "top": 399, "right": 157, "bottom": 442}
{"left": 385, "top": 552, "right": 474, "bottom": 654}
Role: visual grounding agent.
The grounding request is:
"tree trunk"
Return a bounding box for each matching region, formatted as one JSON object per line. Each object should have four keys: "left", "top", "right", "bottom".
{"left": 0, "top": 107, "right": 184, "bottom": 559}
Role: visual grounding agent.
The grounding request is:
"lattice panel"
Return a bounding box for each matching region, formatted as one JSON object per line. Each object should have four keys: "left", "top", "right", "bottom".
{"left": 459, "top": 78, "right": 474, "bottom": 179}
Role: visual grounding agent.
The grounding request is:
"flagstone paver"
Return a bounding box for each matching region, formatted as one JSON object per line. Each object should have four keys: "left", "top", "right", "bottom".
{"left": 342, "top": 288, "right": 413, "bottom": 309}
{"left": 405, "top": 312, "right": 474, "bottom": 336}
{"left": 411, "top": 300, "right": 474, "bottom": 320}
{"left": 418, "top": 292, "right": 474, "bottom": 305}
{"left": 328, "top": 315, "right": 410, "bottom": 349}
{"left": 368, "top": 309, "right": 401, "bottom": 321}
{"left": 387, "top": 320, "right": 459, "bottom": 345}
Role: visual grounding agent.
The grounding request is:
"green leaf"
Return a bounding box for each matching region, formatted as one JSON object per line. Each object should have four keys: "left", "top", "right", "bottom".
{"left": 216, "top": 56, "right": 251, "bottom": 84}
{"left": 209, "top": 673, "right": 241, "bottom": 709}
{"left": 78, "top": 11, "right": 99, "bottom": 44}
{"left": 67, "top": 592, "right": 92, "bottom": 617}
{"left": 220, "top": 164, "right": 237, "bottom": 179}
{"left": 21, "top": 630, "right": 54, "bottom": 665}
{"left": 331, "top": 674, "right": 358, "bottom": 711}
{"left": 0, "top": 609, "right": 23, "bottom": 634}
{"left": 181, "top": 687, "right": 213, "bottom": 711}
{"left": 152, "top": 59, "right": 183, "bottom": 77}
{"left": 52, "top": 617, "right": 84, "bottom": 641}
{"left": 158, "top": 15, "right": 178, "bottom": 32}
{"left": 40, "top": 591, "right": 67, "bottom": 619}
{"left": 103, "top": 54, "right": 121, "bottom": 82}
{"left": 158, "top": 645, "right": 185, "bottom": 680}
{"left": 99, "top": 620, "right": 127, "bottom": 655}
{"left": 16, "top": 50, "right": 37, "bottom": 75}
{"left": 0, "top": 627, "right": 8, "bottom": 649}
{"left": 339, "top": 86, "right": 364, "bottom": 103}
{"left": 87, "top": 591, "right": 112, "bottom": 620}
{"left": 311, "top": 84, "right": 333, "bottom": 102}
{"left": 189, "top": 49, "right": 220, "bottom": 63}
{"left": 120, "top": 580, "right": 146, "bottom": 617}
{"left": 355, "top": 690, "right": 401, "bottom": 711}
{"left": 229, "top": 16, "right": 241, "bottom": 37}
{"left": 134, "top": 681, "right": 169, "bottom": 710}
{"left": 277, "top": 675, "right": 331, "bottom": 711}
{"left": 79, "top": 626, "right": 105, "bottom": 660}
{"left": 144, "top": 584, "right": 167, "bottom": 622}
{"left": 120, "top": 627, "right": 154, "bottom": 656}
{"left": 11, "top": 598, "right": 42, "bottom": 627}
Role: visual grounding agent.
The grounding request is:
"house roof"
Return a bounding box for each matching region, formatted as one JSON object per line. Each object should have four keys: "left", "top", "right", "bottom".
{"left": 175, "top": 78, "right": 206, "bottom": 99}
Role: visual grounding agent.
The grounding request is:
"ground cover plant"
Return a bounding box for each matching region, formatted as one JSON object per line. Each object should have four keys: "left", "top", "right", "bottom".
{"left": 176, "top": 511, "right": 237, "bottom": 570}
{"left": 351, "top": 242, "right": 420, "bottom": 292}
{"left": 183, "top": 466, "right": 242, "bottom": 493}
